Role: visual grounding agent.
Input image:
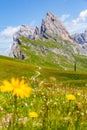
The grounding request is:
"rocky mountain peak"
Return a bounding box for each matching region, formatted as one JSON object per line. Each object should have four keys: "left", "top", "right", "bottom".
{"left": 46, "top": 12, "right": 60, "bottom": 23}
{"left": 46, "top": 12, "right": 56, "bottom": 22}
{"left": 41, "top": 12, "right": 72, "bottom": 41}
{"left": 13, "top": 25, "right": 35, "bottom": 42}
{"left": 13, "top": 12, "right": 72, "bottom": 43}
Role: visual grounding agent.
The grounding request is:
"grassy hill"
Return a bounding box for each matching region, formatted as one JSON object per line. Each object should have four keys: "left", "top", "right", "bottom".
{"left": 0, "top": 55, "right": 87, "bottom": 88}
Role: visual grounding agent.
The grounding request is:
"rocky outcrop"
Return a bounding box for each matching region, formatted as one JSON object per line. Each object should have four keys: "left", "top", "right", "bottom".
{"left": 72, "top": 29, "right": 87, "bottom": 44}
{"left": 72, "top": 29, "right": 87, "bottom": 56}
{"left": 41, "top": 12, "right": 72, "bottom": 41}
{"left": 13, "top": 25, "right": 35, "bottom": 42}
{"left": 10, "top": 25, "right": 40, "bottom": 58}
{"left": 9, "top": 42, "right": 26, "bottom": 59}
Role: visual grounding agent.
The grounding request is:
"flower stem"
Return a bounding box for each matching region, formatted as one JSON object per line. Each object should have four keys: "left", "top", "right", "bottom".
{"left": 13, "top": 95, "right": 17, "bottom": 130}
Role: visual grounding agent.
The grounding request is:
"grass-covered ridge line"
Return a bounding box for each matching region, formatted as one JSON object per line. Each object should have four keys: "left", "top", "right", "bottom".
{"left": 19, "top": 37, "right": 63, "bottom": 48}
{"left": 20, "top": 45, "right": 73, "bottom": 70}
{"left": 18, "top": 37, "right": 87, "bottom": 72}
{"left": 18, "top": 37, "right": 75, "bottom": 70}
{"left": 19, "top": 36, "right": 75, "bottom": 54}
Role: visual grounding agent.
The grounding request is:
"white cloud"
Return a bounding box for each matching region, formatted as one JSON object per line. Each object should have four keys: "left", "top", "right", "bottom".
{"left": 0, "top": 26, "right": 20, "bottom": 38}
{"left": 65, "top": 22, "right": 87, "bottom": 34}
{"left": 60, "top": 14, "right": 70, "bottom": 22}
{"left": 0, "top": 26, "right": 20, "bottom": 55}
{"left": 80, "top": 10, "right": 87, "bottom": 18}
{"left": 72, "top": 9, "right": 87, "bottom": 25}
{"left": 63, "top": 9, "right": 87, "bottom": 34}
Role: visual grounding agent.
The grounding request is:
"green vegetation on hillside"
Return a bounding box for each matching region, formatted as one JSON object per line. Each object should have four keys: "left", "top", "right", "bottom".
{"left": 18, "top": 37, "right": 74, "bottom": 70}
{"left": 0, "top": 55, "right": 87, "bottom": 87}
{"left": 17, "top": 37, "right": 87, "bottom": 72}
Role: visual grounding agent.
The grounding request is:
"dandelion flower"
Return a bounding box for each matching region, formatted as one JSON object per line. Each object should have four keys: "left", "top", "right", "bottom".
{"left": 0, "top": 78, "right": 32, "bottom": 98}
{"left": 66, "top": 94, "right": 76, "bottom": 101}
{"left": 29, "top": 112, "right": 38, "bottom": 118}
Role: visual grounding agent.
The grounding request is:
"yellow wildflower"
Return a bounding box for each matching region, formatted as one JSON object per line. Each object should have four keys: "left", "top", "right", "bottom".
{"left": 66, "top": 94, "right": 76, "bottom": 101}
{"left": 29, "top": 112, "right": 38, "bottom": 118}
{"left": 0, "top": 80, "right": 13, "bottom": 92}
{"left": 21, "top": 76, "right": 25, "bottom": 79}
{"left": 77, "top": 92, "right": 81, "bottom": 96}
{"left": 0, "top": 78, "right": 32, "bottom": 98}
{"left": 53, "top": 102, "right": 57, "bottom": 105}
{"left": 41, "top": 92, "right": 44, "bottom": 95}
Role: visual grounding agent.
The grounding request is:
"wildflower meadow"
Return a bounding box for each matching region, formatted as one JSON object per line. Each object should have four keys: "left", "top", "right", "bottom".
{"left": 0, "top": 74, "right": 87, "bottom": 130}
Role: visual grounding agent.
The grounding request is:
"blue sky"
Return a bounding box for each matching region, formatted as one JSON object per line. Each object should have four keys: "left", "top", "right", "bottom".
{"left": 0, "top": 0, "right": 87, "bottom": 55}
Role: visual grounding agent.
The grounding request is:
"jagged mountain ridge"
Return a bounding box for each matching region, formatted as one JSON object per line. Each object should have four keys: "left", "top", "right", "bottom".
{"left": 13, "top": 12, "right": 73, "bottom": 42}
{"left": 72, "top": 29, "right": 87, "bottom": 44}
{"left": 10, "top": 12, "right": 81, "bottom": 70}
{"left": 40, "top": 12, "right": 72, "bottom": 41}
{"left": 10, "top": 12, "right": 78, "bottom": 56}
{"left": 72, "top": 29, "right": 87, "bottom": 56}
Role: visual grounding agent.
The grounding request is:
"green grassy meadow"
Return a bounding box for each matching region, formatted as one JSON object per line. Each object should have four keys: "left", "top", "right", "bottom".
{"left": 0, "top": 55, "right": 87, "bottom": 129}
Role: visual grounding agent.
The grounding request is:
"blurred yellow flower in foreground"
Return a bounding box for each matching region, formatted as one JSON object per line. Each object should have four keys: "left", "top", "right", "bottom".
{"left": 29, "top": 112, "right": 38, "bottom": 118}
{"left": 66, "top": 94, "right": 76, "bottom": 101}
{"left": 0, "top": 78, "right": 32, "bottom": 98}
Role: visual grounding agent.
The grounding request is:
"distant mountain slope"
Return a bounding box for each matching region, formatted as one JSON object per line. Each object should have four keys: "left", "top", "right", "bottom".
{"left": 72, "top": 29, "right": 87, "bottom": 56}
{"left": 72, "top": 29, "right": 87, "bottom": 44}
